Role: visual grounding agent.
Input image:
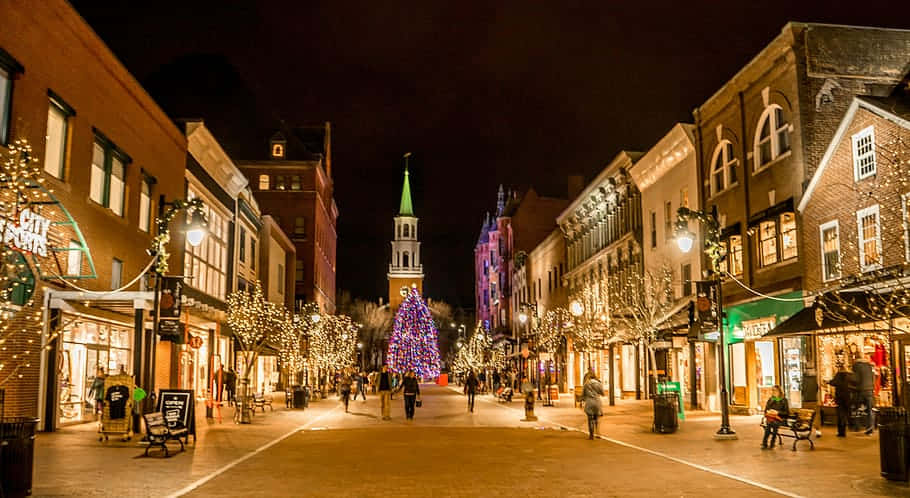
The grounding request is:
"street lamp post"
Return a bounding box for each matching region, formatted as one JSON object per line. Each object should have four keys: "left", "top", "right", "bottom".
{"left": 518, "top": 302, "right": 541, "bottom": 400}
{"left": 676, "top": 205, "right": 736, "bottom": 440}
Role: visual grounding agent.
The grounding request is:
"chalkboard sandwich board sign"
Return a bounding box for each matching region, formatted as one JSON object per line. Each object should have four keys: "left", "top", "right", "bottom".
{"left": 155, "top": 389, "right": 196, "bottom": 443}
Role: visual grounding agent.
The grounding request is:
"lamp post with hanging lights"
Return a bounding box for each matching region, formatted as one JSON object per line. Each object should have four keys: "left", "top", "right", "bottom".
{"left": 675, "top": 204, "right": 736, "bottom": 440}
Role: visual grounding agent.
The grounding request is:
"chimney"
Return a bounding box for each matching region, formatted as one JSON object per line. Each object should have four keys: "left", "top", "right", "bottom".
{"left": 567, "top": 174, "right": 585, "bottom": 200}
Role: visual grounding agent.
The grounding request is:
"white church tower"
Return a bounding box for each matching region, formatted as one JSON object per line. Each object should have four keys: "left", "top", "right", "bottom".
{"left": 388, "top": 153, "right": 424, "bottom": 310}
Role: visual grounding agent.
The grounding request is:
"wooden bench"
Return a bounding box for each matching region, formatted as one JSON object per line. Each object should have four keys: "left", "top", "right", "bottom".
{"left": 253, "top": 392, "right": 273, "bottom": 412}
{"left": 761, "top": 408, "right": 816, "bottom": 451}
{"left": 143, "top": 412, "right": 187, "bottom": 457}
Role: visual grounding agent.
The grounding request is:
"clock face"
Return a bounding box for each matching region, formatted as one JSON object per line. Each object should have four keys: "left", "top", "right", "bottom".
{"left": 400, "top": 286, "right": 409, "bottom": 297}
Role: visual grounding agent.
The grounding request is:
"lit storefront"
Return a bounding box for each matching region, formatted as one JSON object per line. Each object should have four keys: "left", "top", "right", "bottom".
{"left": 57, "top": 315, "right": 134, "bottom": 426}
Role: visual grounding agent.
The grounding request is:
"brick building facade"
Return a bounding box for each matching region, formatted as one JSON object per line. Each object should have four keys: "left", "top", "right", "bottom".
{"left": 237, "top": 126, "right": 338, "bottom": 314}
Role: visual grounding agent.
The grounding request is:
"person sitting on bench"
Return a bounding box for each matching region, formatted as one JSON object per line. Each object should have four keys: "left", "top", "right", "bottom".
{"left": 761, "top": 385, "right": 789, "bottom": 450}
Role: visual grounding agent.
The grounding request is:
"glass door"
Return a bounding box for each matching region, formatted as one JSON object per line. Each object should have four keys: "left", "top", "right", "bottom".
{"left": 781, "top": 337, "right": 804, "bottom": 409}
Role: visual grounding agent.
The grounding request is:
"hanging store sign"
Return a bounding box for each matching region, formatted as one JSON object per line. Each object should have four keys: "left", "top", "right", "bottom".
{"left": 742, "top": 317, "right": 776, "bottom": 341}
{"left": 158, "top": 276, "right": 185, "bottom": 342}
{"left": 1, "top": 208, "right": 50, "bottom": 257}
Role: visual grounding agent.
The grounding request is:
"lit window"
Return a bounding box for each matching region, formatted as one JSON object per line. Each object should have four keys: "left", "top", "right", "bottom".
{"left": 852, "top": 126, "right": 876, "bottom": 180}
{"left": 276, "top": 175, "right": 286, "bottom": 190}
{"left": 184, "top": 187, "right": 229, "bottom": 299}
{"left": 820, "top": 220, "right": 840, "bottom": 282}
{"left": 291, "top": 176, "right": 301, "bottom": 190}
{"left": 45, "top": 97, "right": 72, "bottom": 179}
{"left": 258, "top": 174, "right": 269, "bottom": 190}
{"left": 271, "top": 143, "right": 284, "bottom": 158}
{"left": 728, "top": 235, "right": 743, "bottom": 276}
{"left": 857, "top": 205, "right": 881, "bottom": 271}
{"left": 780, "top": 213, "right": 798, "bottom": 260}
{"left": 755, "top": 105, "right": 790, "bottom": 168}
{"left": 759, "top": 220, "right": 778, "bottom": 267}
{"left": 66, "top": 240, "right": 82, "bottom": 276}
{"left": 710, "top": 140, "right": 737, "bottom": 195}
{"left": 89, "top": 137, "right": 129, "bottom": 216}
{"left": 680, "top": 188, "right": 689, "bottom": 208}
{"left": 139, "top": 178, "right": 152, "bottom": 232}
{"left": 294, "top": 217, "right": 305, "bottom": 237}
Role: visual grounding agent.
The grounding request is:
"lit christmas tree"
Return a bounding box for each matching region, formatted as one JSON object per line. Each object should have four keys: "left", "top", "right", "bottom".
{"left": 387, "top": 288, "right": 441, "bottom": 379}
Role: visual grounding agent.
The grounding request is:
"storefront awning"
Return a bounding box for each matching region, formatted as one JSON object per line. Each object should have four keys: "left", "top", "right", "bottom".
{"left": 764, "top": 291, "right": 909, "bottom": 338}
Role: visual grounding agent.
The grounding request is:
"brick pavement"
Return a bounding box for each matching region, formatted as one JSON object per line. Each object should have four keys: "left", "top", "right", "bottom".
{"left": 30, "top": 386, "right": 910, "bottom": 497}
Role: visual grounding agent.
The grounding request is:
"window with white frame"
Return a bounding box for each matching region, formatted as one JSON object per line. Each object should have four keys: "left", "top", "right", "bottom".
{"left": 0, "top": 63, "right": 15, "bottom": 145}
{"left": 139, "top": 177, "right": 152, "bottom": 232}
{"left": 44, "top": 97, "right": 72, "bottom": 179}
{"left": 819, "top": 220, "right": 840, "bottom": 282}
{"left": 755, "top": 105, "right": 790, "bottom": 168}
{"left": 710, "top": 141, "right": 737, "bottom": 195}
{"left": 857, "top": 205, "right": 881, "bottom": 271}
{"left": 89, "top": 137, "right": 127, "bottom": 216}
{"left": 852, "top": 126, "right": 876, "bottom": 180}
{"left": 184, "top": 187, "right": 229, "bottom": 299}
{"left": 780, "top": 213, "right": 798, "bottom": 261}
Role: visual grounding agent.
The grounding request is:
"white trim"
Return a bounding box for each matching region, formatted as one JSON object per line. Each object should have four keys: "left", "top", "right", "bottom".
{"left": 709, "top": 140, "right": 737, "bottom": 196}
{"left": 819, "top": 219, "right": 840, "bottom": 282}
{"left": 851, "top": 125, "right": 876, "bottom": 181}
{"left": 752, "top": 104, "right": 789, "bottom": 172}
{"left": 800, "top": 97, "right": 910, "bottom": 212}
{"left": 856, "top": 204, "right": 882, "bottom": 272}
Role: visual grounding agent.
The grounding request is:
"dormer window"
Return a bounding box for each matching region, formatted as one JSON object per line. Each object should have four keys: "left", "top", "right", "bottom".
{"left": 270, "top": 132, "right": 287, "bottom": 159}
{"left": 271, "top": 143, "right": 285, "bottom": 158}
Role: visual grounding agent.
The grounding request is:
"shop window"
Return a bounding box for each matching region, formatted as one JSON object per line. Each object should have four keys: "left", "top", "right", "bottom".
{"left": 89, "top": 136, "right": 128, "bottom": 216}
{"left": 258, "top": 174, "right": 269, "bottom": 190}
{"left": 66, "top": 240, "right": 82, "bottom": 276}
{"left": 0, "top": 51, "right": 23, "bottom": 145}
{"left": 820, "top": 220, "right": 840, "bottom": 282}
{"left": 45, "top": 95, "right": 73, "bottom": 179}
{"left": 239, "top": 227, "right": 246, "bottom": 263}
{"left": 755, "top": 105, "right": 790, "bottom": 168}
{"left": 759, "top": 220, "right": 778, "bottom": 267}
{"left": 852, "top": 126, "right": 876, "bottom": 180}
{"left": 139, "top": 177, "right": 153, "bottom": 232}
{"left": 857, "top": 204, "right": 881, "bottom": 272}
{"left": 730, "top": 342, "right": 747, "bottom": 404}
{"left": 111, "top": 258, "right": 122, "bottom": 290}
{"left": 710, "top": 140, "right": 737, "bottom": 196}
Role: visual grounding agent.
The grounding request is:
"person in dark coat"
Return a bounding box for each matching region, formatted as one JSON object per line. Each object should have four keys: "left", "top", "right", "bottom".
{"left": 761, "top": 385, "right": 789, "bottom": 449}
{"left": 378, "top": 366, "right": 392, "bottom": 420}
{"left": 401, "top": 370, "right": 421, "bottom": 420}
{"left": 224, "top": 368, "right": 237, "bottom": 406}
{"left": 852, "top": 354, "right": 876, "bottom": 434}
{"left": 827, "top": 362, "right": 853, "bottom": 437}
{"left": 583, "top": 373, "right": 605, "bottom": 440}
{"left": 464, "top": 371, "right": 479, "bottom": 412}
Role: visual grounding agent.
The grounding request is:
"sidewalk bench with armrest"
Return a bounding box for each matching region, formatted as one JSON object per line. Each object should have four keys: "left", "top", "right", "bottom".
{"left": 142, "top": 412, "right": 187, "bottom": 457}
{"left": 761, "top": 408, "right": 816, "bottom": 451}
{"left": 253, "top": 393, "right": 273, "bottom": 412}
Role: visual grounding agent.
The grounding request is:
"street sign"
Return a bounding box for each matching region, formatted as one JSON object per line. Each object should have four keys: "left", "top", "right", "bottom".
{"left": 695, "top": 280, "right": 718, "bottom": 329}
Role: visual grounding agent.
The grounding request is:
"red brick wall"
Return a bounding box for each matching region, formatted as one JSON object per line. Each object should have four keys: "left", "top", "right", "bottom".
{"left": 802, "top": 107, "right": 910, "bottom": 292}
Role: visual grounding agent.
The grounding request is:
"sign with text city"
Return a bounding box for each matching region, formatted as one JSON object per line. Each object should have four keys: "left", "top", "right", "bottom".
{"left": 0, "top": 208, "right": 50, "bottom": 257}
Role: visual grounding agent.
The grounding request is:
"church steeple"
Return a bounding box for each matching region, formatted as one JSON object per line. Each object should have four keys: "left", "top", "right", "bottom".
{"left": 399, "top": 152, "right": 414, "bottom": 216}
{"left": 388, "top": 153, "right": 424, "bottom": 310}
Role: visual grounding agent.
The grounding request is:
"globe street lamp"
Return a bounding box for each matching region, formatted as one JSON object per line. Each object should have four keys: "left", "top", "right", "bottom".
{"left": 675, "top": 205, "right": 736, "bottom": 440}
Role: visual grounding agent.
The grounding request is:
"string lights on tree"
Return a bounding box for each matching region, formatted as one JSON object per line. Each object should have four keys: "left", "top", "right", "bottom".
{"left": 452, "top": 322, "right": 490, "bottom": 375}
{"left": 387, "top": 287, "right": 440, "bottom": 378}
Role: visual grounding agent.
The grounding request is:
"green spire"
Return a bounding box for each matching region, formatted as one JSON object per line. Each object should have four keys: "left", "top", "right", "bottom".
{"left": 398, "top": 153, "right": 414, "bottom": 216}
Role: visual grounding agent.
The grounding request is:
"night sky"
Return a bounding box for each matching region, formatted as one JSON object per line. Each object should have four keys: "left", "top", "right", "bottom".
{"left": 70, "top": 1, "right": 910, "bottom": 308}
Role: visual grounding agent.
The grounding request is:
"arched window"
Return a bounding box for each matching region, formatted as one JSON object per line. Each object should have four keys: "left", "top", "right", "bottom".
{"left": 710, "top": 140, "right": 738, "bottom": 195}
{"left": 403, "top": 224, "right": 410, "bottom": 237}
{"left": 403, "top": 251, "right": 410, "bottom": 267}
{"left": 754, "top": 105, "right": 790, "bottom": 169}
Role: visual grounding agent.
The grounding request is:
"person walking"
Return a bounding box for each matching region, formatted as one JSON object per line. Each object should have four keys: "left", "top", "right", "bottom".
{"left": 88, "top": 367, "right": 106, "bottom": 420}
{"left": 761, "top": 385, "right": 789, "bottom": 449}
{"left": 378, "top": 366, "right": 392, "bottom": 420}
{"left": 853, "top": 353, "right": 876, "bottom": 434}
{"left": 224, "top": 367, "right": 237, "bottom": 406}
{"left": 353, "top": 371, "right": 367, "bottom": 401}
{"left": 827, "top": 362, "right": 853, "bottom": 437}
{"left": 582, "top": 372, "right": 604, "bottom": 440}
{"left": 339, "top": 369, "right": 353, "bottom": 413}
{"left": 401, "top": 370, "right": 421, "bottom": 420}
{"left": 464, "top": 370, "right": 479, "bottom": 412}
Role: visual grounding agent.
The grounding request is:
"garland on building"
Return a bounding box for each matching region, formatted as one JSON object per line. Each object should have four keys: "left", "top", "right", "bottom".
{"left": 387, "top": 288, "right": 440, "bottom": 378}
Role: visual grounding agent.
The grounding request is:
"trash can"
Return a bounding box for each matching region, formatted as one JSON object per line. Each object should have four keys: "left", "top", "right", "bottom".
{"left": 1, "top": 417, "right": 38, "bottom": 498}
{"left": 876, "top": 407, "right": 908, "bottom": 427}
{"left": 293, "top": 387, "right": 307, "bottom": 409}
{"left": 879, "top": 422, "right": 909, "bottom": 481}
{"left": 653, "top": 393, "right": 678, "bottom": 434}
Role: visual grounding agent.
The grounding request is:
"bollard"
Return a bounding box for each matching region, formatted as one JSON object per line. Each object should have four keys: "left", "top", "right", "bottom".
{"left": 522, "top": 390, "right": 538, "bottom": 422}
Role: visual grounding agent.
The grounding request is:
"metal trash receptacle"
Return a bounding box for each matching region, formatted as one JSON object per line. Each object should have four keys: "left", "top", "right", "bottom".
{"left": 293, "top": 388, "right": 307, "bottom": 409}
{"left": 1, "top": 417, "right": 38, "bottom": 498}
{"left": 652, "top": 393, "right": 678, "bottom": 434}
{"left": 879, "top": 422, "right": 909, "bottom": 482}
